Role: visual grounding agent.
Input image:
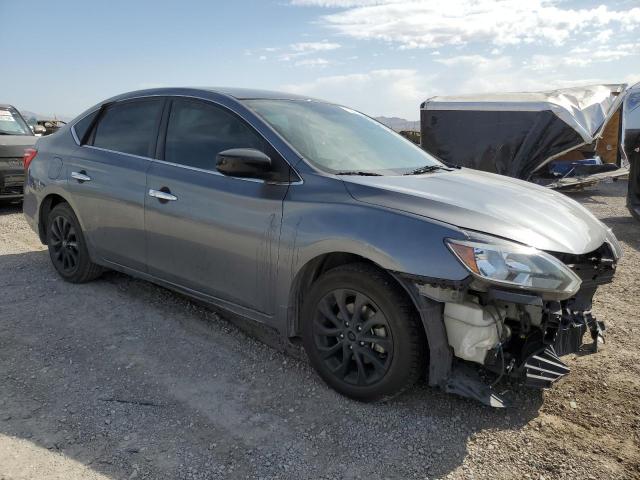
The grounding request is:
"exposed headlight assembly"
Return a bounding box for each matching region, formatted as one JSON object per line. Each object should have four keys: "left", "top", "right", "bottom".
{"left": 446, "top": 236, "right": 581, "bottom": 298}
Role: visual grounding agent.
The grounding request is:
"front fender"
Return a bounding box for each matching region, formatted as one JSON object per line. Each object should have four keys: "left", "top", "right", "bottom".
{"left": 281, "top": 197, "right": 470, "bottom": 285}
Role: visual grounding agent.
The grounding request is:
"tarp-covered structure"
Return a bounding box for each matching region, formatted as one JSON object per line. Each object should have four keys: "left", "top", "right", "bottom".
{"left": 624, "top": 84, "right": 640, "bottom": 220}
{"left": 420, "top": 84, "right": 630, "bottom": 186}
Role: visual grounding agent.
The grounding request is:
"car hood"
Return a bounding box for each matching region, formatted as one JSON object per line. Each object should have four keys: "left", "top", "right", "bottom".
{"left": 0, "top": 135, "right": 37, "bottom": 157}
{"left": 342, "top": 168, "right": 607, "bottom": 254}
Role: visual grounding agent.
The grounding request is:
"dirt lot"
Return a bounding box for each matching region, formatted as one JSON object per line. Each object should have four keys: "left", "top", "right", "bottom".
{"left": 0, "top": 180, "right": 638, "bottom": 480}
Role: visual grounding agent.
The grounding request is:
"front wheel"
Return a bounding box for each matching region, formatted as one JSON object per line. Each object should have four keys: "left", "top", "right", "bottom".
{"left": 46, "top": 203, "right": 103, "bottom": 283}
{"left": 301, "top": 263, "right": 426, "bottom": 402}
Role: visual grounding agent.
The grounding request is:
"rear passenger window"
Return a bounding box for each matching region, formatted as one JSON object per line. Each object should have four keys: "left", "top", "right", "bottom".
{"left": 92, "top": 99, "right": 163, "bottom": 157}
{"left": 164, "top": 99, "right": 265, "bottom": 171}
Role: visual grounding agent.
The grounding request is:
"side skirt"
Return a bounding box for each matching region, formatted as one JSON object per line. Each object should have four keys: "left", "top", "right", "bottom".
{"left": 100, "top": 259, "right": 275, "bottom": 327}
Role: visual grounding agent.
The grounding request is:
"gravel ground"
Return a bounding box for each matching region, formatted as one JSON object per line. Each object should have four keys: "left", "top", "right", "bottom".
{"left": 0, "top": 180, "right": 638, "bottom": 480}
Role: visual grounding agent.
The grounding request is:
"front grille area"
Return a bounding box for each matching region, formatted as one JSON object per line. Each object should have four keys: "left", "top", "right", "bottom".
{"left": 549, "top": 243, "right": 616, "bottom": 288}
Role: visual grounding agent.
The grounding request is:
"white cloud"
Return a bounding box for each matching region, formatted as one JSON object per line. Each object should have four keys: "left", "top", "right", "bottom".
{"left": 429, "top": 49, "right": 640, "bottom": 97}
{"left": 594, "top": 29, "right": 614, "bottom": 43}
{"left": 282, "top": 68, "right": 432, "bottom": 118}
{"left": 290, "top": 41, "right": 341, "bottom": 52}
{"left": 291, "top": 0, "right": 640, "bottom": 49}
{"left": 278, "top": 40, "right": 341, "bottom": 62}
{"left": 295, "top": 57, "right": 331, "bottom": 67}
{"left": 524, "top": 44, "right": 640, "bottom": 71}
{"left": 290, "top": 0, "right": 396, "bottom": 6}
{"left": 282, "top": 1, "right": 640, "bottom": 118}
{"left": 249, "top": 41, "right": 341, "bottom": 63}
{"left": 279, "top": 57, "right": 639, "bottom": 119}
{"left": 435, "top": 55, "right": 512, "bottom": 72}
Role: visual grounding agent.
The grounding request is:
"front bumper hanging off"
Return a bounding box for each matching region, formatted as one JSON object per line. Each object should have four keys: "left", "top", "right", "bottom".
{"left": 406, "top": 241, "right": 617, "bottom": 407}
{"left": 521, "top": 300, "right": 606, "bottom": 389}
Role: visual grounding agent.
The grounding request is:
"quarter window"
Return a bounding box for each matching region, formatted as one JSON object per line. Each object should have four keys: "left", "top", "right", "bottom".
{"left": 164, "top": 99, "right": 266, "bottom": 171}
{"left": 92, "top": 99, "right": 164, "bottom": 157}
{"left": 73, "top": 110, "right": 99, "bottom": 144}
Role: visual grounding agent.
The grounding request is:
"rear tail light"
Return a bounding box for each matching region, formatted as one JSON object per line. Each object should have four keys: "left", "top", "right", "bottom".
{"left": 23, "top": 148, "right": 38, "bottom": 171}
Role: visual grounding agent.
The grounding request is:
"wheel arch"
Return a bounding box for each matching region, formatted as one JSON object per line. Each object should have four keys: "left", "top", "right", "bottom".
{"left": 286, "top": 251, "right": 453, "bottom": 387}
{"left": 287, "top": 251, "right": 414, "bottom": 336}
{"left": 38, "top": 193, "right": 71, "bottom": 243}
{"left": 287, "top": 252, "right": 373, "bottom": 338}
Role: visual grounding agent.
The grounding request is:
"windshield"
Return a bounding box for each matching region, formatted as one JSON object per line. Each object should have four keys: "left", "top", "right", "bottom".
{"left": 245, "top": 99, "right": 441, "bottom": 175}
{"left": 0, "top": 108, "right": 33, "bottom": 136}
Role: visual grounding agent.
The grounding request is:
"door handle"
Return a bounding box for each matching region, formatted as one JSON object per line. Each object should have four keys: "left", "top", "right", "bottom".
{"left": 71, "top": 171, "right": 91, "bottom": 182}
{"left": 149, "top": 188, "right": 177, "bottom": 202}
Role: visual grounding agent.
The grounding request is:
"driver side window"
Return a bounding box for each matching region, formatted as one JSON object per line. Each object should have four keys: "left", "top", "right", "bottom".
{"left": 164, "top": 99, "right": 266, "bottom": 171}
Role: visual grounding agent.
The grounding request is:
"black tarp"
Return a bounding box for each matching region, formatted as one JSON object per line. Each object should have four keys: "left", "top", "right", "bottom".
{"left": 420, "top": 109, "right": 583, "bottom": 180}
{"left": 420, "top": 85, "right": 627, "bottom": 181}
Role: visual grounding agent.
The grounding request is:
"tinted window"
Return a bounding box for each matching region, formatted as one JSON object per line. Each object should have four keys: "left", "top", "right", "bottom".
{"left": 165, "top": 99, "right": 265, "bottom": 171}
{"left": 73, "top": 110, "right": 99, "bottom": 144}
{"left": 93, "top": 99, "right": 163, "bottom": 157}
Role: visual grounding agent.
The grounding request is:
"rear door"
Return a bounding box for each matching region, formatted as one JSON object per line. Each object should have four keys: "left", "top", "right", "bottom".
{"left": 68, "top": 97, "right": 165, "bottom": 271}
{"left": 145, "top": 97, "right": 290, "bottom": 314}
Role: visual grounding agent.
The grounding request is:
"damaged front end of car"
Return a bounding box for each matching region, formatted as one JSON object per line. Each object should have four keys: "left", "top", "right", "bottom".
{"left": 405, "top": 230, "right": 621, "bottom": 407}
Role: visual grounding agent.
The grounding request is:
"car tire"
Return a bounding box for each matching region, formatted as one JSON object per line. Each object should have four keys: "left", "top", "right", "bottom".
{"left": 46, "top": 203, "right": 103, "bottom": 283}
{"left": 302, "top": 263, "right": 426, "bottom": 402}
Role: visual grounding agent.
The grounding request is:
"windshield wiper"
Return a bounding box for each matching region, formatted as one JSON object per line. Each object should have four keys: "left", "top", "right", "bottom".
{"left": 404, "top": 165, "right": 450, "bottom": 175}
{"left": 335, "top": 171, "right": 383, "bottom": 176}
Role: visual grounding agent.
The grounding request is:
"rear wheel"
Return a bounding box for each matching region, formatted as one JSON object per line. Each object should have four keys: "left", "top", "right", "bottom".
{"left": 302, "top": 263, "right": 426, "bottom": 402}
{"left": 46, "top": 203, "right": 103, "bottom": 283}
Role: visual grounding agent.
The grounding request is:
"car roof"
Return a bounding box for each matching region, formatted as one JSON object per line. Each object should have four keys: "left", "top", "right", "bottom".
{"left": 202, "top": 87, "right": 320, "bottom": 101}
{"left": 110, "top": 87, "right": 326, "bottom": 104}
{"left": 0, "top": 104, "right": 17, "bottom": 109}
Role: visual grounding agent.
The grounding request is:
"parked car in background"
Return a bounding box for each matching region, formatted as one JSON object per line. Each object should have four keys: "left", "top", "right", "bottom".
{"left": 23, "top": 114, "right": 46, "bottom": 136}
{"left": 23, "top": 88, "right": 621, "bottom": 407}
{"left": 37, "top": 119, "right": 67, "bottom": 136}
{"left": 0, "top": 104, "right": 37, "bottom": 201}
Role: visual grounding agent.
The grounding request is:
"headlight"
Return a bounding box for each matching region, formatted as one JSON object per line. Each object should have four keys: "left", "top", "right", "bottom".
{"left": 605, "top": 228, "right": 623, "bottom": 260}
{"left": 445, "top": 236, "right": 581, "bottom": 297}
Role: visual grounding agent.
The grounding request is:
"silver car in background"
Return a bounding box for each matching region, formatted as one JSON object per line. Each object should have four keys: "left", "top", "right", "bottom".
{"left": 23, "top": 88, "right": 621, "bottom": 406}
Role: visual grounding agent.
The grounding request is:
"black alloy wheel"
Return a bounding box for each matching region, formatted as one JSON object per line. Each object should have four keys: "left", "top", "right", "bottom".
{"left": 46, "top": 203, "right": 104, "bottom": 283}
{"left": 49, "top": 214, "right": 80, "bottom": 275}
{"left": 302, "top": 263, "right": 426, "bottom": 402}
{"left": 313, "top": 289, "right": 393, "bottom": 386}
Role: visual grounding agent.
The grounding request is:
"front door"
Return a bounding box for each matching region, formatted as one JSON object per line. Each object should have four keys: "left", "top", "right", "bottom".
{"left": 144, "top": 98, "right": 290, "bottom": 314}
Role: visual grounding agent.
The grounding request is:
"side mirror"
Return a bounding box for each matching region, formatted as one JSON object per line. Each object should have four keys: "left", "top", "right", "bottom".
{"left": 216, "top": 148, "right": 272, "bottom": 179}
{"left": 33, "top": 125, "right": 46, "bottom": 135}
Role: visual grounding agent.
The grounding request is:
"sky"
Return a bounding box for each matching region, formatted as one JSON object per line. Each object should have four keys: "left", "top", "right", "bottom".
{"left": 2, "top": 0, "right": 639, "bottom": 120}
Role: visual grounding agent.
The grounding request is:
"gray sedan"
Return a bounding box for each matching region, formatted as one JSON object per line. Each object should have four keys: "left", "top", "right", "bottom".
{"left": 23, "top": 88, "right": 621, "bottom": 406}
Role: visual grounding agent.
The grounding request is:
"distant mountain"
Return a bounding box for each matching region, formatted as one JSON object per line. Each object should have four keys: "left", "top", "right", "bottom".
{"left": 375, "top": 116, "right": 420, "bottom": 132}
{"left": 20, "top": 110, "right": 73, "bottom": 123}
